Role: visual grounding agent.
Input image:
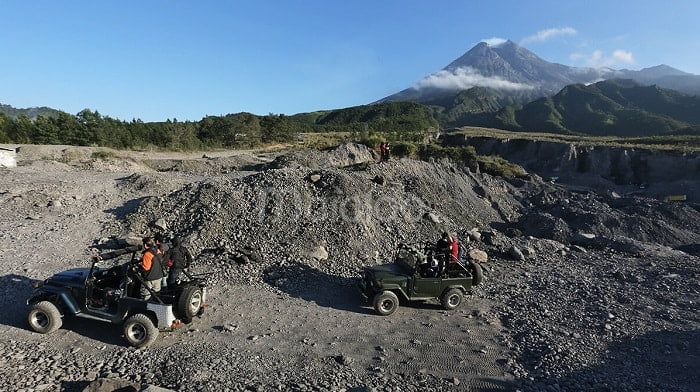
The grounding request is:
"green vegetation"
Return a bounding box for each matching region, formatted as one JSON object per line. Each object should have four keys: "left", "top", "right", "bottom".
{"left": 415, "top": 143, "right": 524, "bottom": 177}
{"left": 91, "top": 150, "right": 117, "bottom": 160}
{"left": 0, "top": 101, "right": 438, "bottom": 151}
{"left": 493, "top": 80, "right": 700, "bottom": 137}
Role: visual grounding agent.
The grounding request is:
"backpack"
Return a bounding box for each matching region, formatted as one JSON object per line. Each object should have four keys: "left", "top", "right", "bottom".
{"left": 169, "top": 244, "right": 193, "bottom": 269}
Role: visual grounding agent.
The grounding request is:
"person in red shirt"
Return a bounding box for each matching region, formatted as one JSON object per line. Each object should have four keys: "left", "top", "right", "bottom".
{"left": 449, "top": 232, "right": 460, "bottom": 263}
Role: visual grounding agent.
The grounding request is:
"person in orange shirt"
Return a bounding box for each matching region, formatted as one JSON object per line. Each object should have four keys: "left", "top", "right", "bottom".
{"left": 140, "top": 237, "right": 165, "bottom": 299}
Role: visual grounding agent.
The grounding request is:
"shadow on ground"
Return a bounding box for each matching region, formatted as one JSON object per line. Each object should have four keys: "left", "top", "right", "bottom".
{"left": 263, "top": 263, "right": 372, "bottom": 315}
{"left": 104, "top": 196, "right": 149, "bottom": 220}
{"left": 514, "top": 329, "right": 699, "bottom": 392}
{"left": 0, "top": 274, "right": 38, "bottom": 329}
{"left": 59, "top": 381, "right": 93, "bottom": 392}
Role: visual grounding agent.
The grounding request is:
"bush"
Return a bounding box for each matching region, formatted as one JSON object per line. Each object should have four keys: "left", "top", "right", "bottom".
{"left": 91, "top": 150, "right": 117, "bottom": 160}
{"left": 477, "top": 155, "right": 526, "bottom": 178}
{"left": 418, "top": 144, "right": 477, "bottom": 161}
{"left": 357, "top": 134, "right": 384, "bottom": 150}
{"left": 391, "top": 142, "right": 417, "bottom": 158}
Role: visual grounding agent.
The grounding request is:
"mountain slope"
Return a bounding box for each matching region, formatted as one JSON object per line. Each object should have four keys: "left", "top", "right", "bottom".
{"left": 492, "top": 79, "right": 700, "bottom": 136}
{"left": 0, "top": 103, "right": 61, "bottom": 120}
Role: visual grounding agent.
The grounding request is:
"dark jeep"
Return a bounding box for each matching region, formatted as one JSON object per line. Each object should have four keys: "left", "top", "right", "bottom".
{"left": 26, "top": 246, "right": 207, "bottom": 347}
{"left": 359, "top": 244, "right": 483, "bottom": 315}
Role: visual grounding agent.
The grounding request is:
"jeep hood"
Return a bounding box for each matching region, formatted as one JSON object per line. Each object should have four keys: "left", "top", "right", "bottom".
{"left": 48, "top": 268, "right": 90, "bottom": 285}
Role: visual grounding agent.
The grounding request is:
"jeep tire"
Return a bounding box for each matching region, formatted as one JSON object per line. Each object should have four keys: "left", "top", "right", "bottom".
{"left": 441, "top": 288, "right": 464, "bottom": 310}
{"left": 373, "top": 290, "right": 399, "bottom": 316}
{"left": 123, "top": 313, "right": 159, "bottom": 348}
{"left": 177, "top": 285, "right": 203, "bottom": 323}
{"left": 469, "top": 261, "right": 483, "bottom": 286}
{"left": 28, "top": 301, "right": 62, "bottom": 334}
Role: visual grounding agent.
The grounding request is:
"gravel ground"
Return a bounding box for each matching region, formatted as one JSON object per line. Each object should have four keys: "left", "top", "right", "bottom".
{"left": 0, "top": 143, "right": 697, "bottom": 391}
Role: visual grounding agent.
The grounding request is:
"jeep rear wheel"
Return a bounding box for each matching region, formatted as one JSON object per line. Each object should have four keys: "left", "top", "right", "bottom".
{"left": 123, "top": 313, "right": 159, "bottom": 348}
{"left": 177, "top": 285, "right": 203, "bottom": 323}
{"left": 441, "top": 288, "right": 463, "bottom": 310}
{"left": 469, "top": 261, "right": 483, "bottom": 286}
{"left": 28, "top": 301, "right": 62, "bottom": 334}
{"left": 373, "top": 291, "right": 399, "bottom": 316}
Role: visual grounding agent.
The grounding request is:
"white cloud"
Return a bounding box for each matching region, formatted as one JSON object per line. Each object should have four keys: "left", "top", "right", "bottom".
{"left": 414, "top": 67, "right": 534, "bottom": 91}
{"left": 481, "top": 37, "right": 507, "bottom": 46}
{"left": 611, "top": 49, "right": 634, "bottom": 64}
{"left": 522, "top": 27, "right": 577, "bottom": 44}
{"left": 569, "top": 49, "right": 636, "bottom": 68}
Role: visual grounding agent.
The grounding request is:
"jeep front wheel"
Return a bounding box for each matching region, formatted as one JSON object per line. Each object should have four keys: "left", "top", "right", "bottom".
{"left": 441, "top": 288, "right": 463, "bottom": 310}
{"left": 123, "top": 313, "right": 159, "bottom": 348}
{"left": 28, "top": 301, "right": 62, "bottom": 334}
{"left": 373, "top": 291, "right": 399, "bottom": 316}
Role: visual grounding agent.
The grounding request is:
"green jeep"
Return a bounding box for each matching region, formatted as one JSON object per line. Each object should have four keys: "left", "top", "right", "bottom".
{"left": 359, "top": 244, "right": 483, "bottom": 316}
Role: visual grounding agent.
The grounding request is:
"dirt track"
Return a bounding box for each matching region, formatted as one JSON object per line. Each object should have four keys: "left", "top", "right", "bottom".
{"left": 0, "top": 144, "right": 697, "bottom": 391}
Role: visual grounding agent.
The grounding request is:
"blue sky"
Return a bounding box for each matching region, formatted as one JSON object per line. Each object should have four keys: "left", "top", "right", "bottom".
{"left": 1, "top": 1, "right": 699, "bottom": 122}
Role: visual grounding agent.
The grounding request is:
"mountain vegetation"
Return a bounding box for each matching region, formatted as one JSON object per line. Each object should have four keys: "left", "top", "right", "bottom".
{"left": 0, "top": 104, "right": 61, "bottom": 120}
{"left": 491, "top": 79, "right": 700, "bottom": 136}
{"left": 420, "top": 87, "right": 536, "bottom": 128}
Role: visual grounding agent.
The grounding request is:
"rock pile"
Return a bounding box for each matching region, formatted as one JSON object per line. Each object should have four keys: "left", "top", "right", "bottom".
{"left": 123, "top": 145, "right": 520, "bottom": 289}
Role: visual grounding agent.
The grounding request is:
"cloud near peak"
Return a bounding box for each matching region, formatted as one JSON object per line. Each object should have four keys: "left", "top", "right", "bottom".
{"left": 570, "top": 49, "right": 636, "bottom": 68}
{"left": 522, "top": 27, "right": 577, "bottom": 44}
{"left": 480, "top": 37, "right": 507, "bottom": 46}
{"left": 414, "top": 67, "right": 534, "bottom": 91}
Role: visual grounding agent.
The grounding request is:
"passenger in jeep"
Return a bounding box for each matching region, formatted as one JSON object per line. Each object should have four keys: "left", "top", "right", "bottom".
{"left": 167, "top": 237, "right": 194, "bottom": 285}
{"left": 140, "top": 237, "right": 165, "bottom": 299}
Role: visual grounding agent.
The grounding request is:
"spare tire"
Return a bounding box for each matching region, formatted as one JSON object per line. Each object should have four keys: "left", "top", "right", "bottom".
{"left": 469, "top": 262, "right": 483, "bottom": 286}
{"left": 177, "top": 285, "right": 203, "bottom": 322}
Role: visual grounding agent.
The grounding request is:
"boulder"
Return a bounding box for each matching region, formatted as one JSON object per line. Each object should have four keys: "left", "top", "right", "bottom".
{"left": 468, "top": 249, "right": 488, "bottom": 263}
{"left": 467, "top": 229, "right": 481, "bottom": 242}
{"left": 153, "top": 218, "right": 168, "bottom": 231}
{"left": 309, "top": 245, "right": 329, "bottom": 260}
{"left": 521, "top": 246, "right": 536, "bottom": 259}
{"left": 124, "top": 233, "right": 143, "bottom": 246}
{"left": 82, "top": 378, "right": 139, "bottom": 392}
{"left": 509, "top": 245, "right": 525, "bottom": 261}
{"left": 424, "top": 212, "right": 441, "bottom": 224}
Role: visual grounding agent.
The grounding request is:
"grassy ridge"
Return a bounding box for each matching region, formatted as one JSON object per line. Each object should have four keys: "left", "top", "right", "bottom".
{"left": 447, "top": 126, "right": 700, "bottom": 152}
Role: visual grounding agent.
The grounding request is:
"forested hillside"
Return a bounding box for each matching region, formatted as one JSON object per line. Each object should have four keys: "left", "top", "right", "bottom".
{"left": 492, "top": 79, "right": 700, "bottom": 136}
{"left": 0, "top": 102, "right": 438, "bottom": 150}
